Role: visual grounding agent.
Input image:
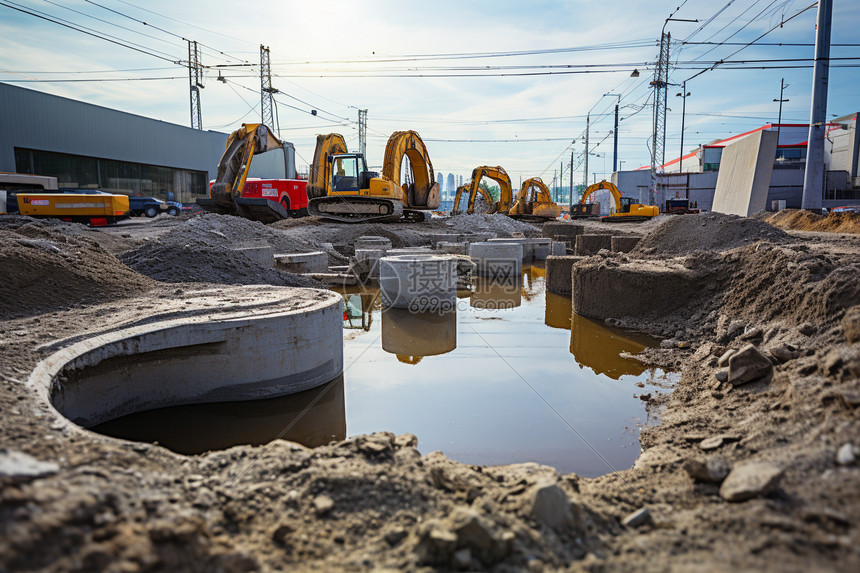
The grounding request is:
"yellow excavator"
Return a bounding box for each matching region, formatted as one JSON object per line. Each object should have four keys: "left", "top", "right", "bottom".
{"left": 508, "top": 177, "right": 561, "bottom": 220}
{"left": 307, "top": 130, "right": 440, "bottom": 223}
{"left": 451, "top": 166, "right": 513, "bottom": 214}
{"left": 580, "top": 180, "right": 658, "bottom": 223}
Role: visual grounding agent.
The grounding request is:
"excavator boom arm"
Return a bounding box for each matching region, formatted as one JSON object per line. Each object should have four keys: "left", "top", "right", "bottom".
{"left": 382, "top": 130, "right": 440, "bottom": 209}
{"left": 209, "top": 123, "right": 283, "bottom": 207}
{"left": 460, "top": 166, "right": 512, "bottom": 214}
{"left": 307, "top": 133, "right": 348, "bottom": 199}
{"left": 581, "top": 180, "right": 622, "bottom": 212}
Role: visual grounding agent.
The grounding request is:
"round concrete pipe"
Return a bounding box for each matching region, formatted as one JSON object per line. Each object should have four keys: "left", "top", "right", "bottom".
{"left": 381, "top": 307, "right": 457, "bottom": 359}
{"left": 30, "top": 288, "right": 344, "bottom": 429}
{"left": 470, "top": 276, "right": 522, "bottom": 310}
{"left": 428, "top": 233, "right": 463, "bottom": 247}
{"left": 274, "top": 251, "right": 328, "bottom": 273}
{"left": 379, "top": 254, "right": 458, "bottom": 311}
{"left": 487, "top": 237, "right": 534, "bottom": 262}
{"left": 468, "top": 242, "right": 523, "bottom": 280}
{"left": 355, "top": 236, "right": 392, "bottom": 251}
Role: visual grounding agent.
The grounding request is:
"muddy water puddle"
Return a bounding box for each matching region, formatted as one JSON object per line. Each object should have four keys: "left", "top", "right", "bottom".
{"left": 340, "top": 265, "right": 677, "bottom": 477}
{"left": 92, "top": 265, "right": 676, "bottom": 477}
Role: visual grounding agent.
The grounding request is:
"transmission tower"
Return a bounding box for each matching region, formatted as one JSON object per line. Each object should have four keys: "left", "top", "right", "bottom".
{"left": 187, "top": 40, "right": 203, "bottom": 130}
{"left": 358, "top": 109, "right": 368, "bottom": 158}
{"left": 650, "top": 31, "right": 670, "bottom": 205}
{"left": 260, "top": 45, "right": 278, "bottom": 133}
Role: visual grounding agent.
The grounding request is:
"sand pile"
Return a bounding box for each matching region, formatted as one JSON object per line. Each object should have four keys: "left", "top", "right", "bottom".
{"left": 763, "top": 208, "right": 860, "bottom": 234}
{"left": 634, "top": 212, "right": 789, "bottom": 254}
{"left": 0, "top": 221, "right": 154, "bottom": 319}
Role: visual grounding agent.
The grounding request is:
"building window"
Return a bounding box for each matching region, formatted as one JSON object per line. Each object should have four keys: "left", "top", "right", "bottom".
{"left": 14, "top": 148, "right": 208, "bottom": 203}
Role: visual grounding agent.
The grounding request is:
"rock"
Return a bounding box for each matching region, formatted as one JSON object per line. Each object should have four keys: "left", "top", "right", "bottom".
{"left": 769, "top": 344, "right": 797, "bottom": 363}
{"left": 0, "top": 449, "right": 59, "bottom": 483}
{"left": 842, "top": 306, "right": 860, "bottom": 343}
{"left": 717, "top": 349, "right": 736, "bottom": 368}
{"left": 660, "top": 339, "right": 678, "bottom": 349}
{"left": 452, "top": 548, "right": 472, "bottom": 570}
{"left": 715, "top": 369, "right": 729, "bottom": 383}
{"left": 740, "top": 327, "right": 763, "bottom": 340}
{"left": 313, "top": 495, "right": 335, "bottom": 515}
{"left": 684, "top": 456, "right": 731, "bottom": 483}
{"left": 395, "top": 433, "right": 418, "bottom": 448}
{"left": 384, "top": 528, "right": 408, "bottom": 547}
{"left": 449, "top": 508, "right": 512, "bottom": 564}
{"left": 726, "top": 320, "right": 746, "bottom": 340}
{"left": 719, "top": 462, "right": 784, "bottom": 502}
{"left": 529, "top": 482, "right": 580, "bottom": 531}
{"left": 677, "top": 341, "right": 691, "bottom": 349}
{"left": 622, "top": 507, "right": 653, "bottom": 528}
{"left": 699, "top": 436, "right": 724, "bottom": 451}
{"left": 798, "top": 322, "right": 817, "bottom": 336}
{"left": 836, "top": 443, "right": 856, "bottom": 466}
{"left": 728, "top": 344, "right": 772, "bottom": 386}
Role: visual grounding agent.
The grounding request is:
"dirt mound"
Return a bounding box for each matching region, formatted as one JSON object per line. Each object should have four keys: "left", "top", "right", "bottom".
{"left": 156, "top": 214, "right": 314, "bottom": 253}
{"left": 634, "top": 212, "right": 789, "bottom": 254}
{"left": 120, "top": 244, "right": 319, "bottom": 288}
{"left": 443, "top": 213, "right": 539, "bottom": 236}
{"left": 763, "top": 208, "right": 860, "bottom": 234}
{"left": 0, "top": 224, "right": 154, "bottom": 320}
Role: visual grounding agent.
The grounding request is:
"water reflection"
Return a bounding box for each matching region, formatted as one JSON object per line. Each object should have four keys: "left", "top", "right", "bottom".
{"left": 342, "top": 291, "right": 380, "bottom": 331}
{"left": 381, "top": 307, "right": 457, "bottom": 364}
{"left": 543, "top": 291, "right": 657, "bottom": 380}
{"left": 522, "top": 263, "right": 546, "bottom": 302}
{"left": 471, "top": 276, "right": 522, "bottom": 309}
{"left": 92, "top": 376, "right": 346, "bottom": 454}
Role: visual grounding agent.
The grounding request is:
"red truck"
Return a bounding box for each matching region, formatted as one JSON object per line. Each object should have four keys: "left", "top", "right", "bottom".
{"left": 198, "top": 123, "right": 309, "bottom": 223}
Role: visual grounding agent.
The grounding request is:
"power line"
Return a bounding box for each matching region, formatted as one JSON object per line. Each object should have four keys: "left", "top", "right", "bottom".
{"left": 0, "top": 1, "right": 181, "bottom": 64}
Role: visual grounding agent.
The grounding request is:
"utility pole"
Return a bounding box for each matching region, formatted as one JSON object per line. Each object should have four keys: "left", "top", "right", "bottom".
{"left": 802, "top": 0, "right": 833, "bottom": 210}
{"left": 604, "top": 93, "right": 621, "bottom": 173}
{"left": 260, "top": 45, "right": 278, "bottom": 133}
{"left": 584, "top": 116, "right": 590, "bottom": 194}
{"left": 560, "top": 161, "right": 564, "bottom": 202}
{"left": 677, "top": 81, "right": 690, "bottom": 172}
{"left": 187, "top": 40, "right": 203, "bottom": 130}
{"left": 358, "top": 109, "right": 368, "bottom": 158}
{"left": 774, "top": 78, "right": 789, "bottom": 154}
{"left": 569, "top": 151, "right": 574, "bottom": 213}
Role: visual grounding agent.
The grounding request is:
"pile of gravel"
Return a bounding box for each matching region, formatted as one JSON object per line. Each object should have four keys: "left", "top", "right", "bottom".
{"left": 634, "top": 212, "right": 789, "bottom": 254}
{"left": 443, "top": 214, "right": 539, "bottom": 236}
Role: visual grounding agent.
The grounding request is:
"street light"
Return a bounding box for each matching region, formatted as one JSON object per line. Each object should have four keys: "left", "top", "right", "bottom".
{"left": 675, "top": 82, "right": 691, "bottom": 172}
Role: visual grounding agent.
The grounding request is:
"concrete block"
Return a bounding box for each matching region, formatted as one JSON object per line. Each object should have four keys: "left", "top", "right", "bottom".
{"left": 712, "top": 130, "right": 779, "bottom": 217}
{"left": 35, "top": 288, "right": 344, "bottom": 428}
{"left": 546, "top": 255, "right": 585, "bottom": 295}
{"left": 355, "top": 236, "right": 392, "bottom": 251}
{"left": 463, "top": 232, "right": 497, "bottom": 243}
{"left": 234, "top": 246, "right": 274, "bottom": 268}
{"left": 274, "top": 251, "right": 328, "bottom": 273}
{"left": 575, "top": 234, "right": 612, "bottom": 256}
{"left": 531, "top": 238, "right": 552, "bottom": 260}
{"left": 468, "top": 242, "right": 523, "bottom": 280}
{"left": 355, "top": 248, "right": 386, "bottom": 278}
{"left": 428, "top": 233, "right": 463, "bottom": 246}
{"left": 487, "top": 237, "right": 533, "bottom": 262}
{"left": 437, "top": 241, "right": 468, "bottom": 255}
{"left": 302, "top": 272, "right": 357, "bottom": 287}
{"left": 542, "top": 222, "right": 586, "bottom": 241}
{"left": 382, "top": 307, "right": 457, "bottom": 358}
{"left": 611, "top": 236, "right": 640, "bottom": 253}
{"left": 385, "top": 247, "right": 434, "bottom": 256}
{"left": 572, "top": 260, "right": 703, "bottom": 320}
{"left": 551, "top": 241, "right": 567, "bottom": 256}
{"left": 379, "top": 254, "right": 458, "bottom": 311}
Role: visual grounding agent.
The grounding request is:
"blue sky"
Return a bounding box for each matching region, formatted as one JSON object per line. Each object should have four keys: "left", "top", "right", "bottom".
{"left": 1, "top": 0, "right": 858, "bottom": 188}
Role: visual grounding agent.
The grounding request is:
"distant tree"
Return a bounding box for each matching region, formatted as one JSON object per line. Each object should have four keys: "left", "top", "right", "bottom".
{"left": 479, "top": 180, "right": 501, "bottom": 201}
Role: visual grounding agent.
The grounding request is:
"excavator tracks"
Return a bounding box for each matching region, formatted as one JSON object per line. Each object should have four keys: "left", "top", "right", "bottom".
{"left": 308, "top": 196, "right": 404, "bottom": 223}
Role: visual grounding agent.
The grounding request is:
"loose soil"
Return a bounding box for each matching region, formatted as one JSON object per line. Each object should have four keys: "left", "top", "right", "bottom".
{"left": 1, "top": 212, "right": 858, "bottom": 572}
{"left": 761, "top": 208, "right": 860, "bottom": 235}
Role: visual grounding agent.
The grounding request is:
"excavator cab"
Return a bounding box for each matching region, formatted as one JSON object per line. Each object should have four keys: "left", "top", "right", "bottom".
{"left": 619, "top": 197, "right": 637, "bottom": 214}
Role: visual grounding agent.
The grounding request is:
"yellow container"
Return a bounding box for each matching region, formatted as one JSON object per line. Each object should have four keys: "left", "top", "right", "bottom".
{"left": 17, "top": 193, "right": 130, "bottom": 225}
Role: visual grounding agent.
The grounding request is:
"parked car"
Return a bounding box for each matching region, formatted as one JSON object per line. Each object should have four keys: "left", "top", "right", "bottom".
{"left": 831, "top": 206, "right": 860, "bottom": 214}
{"left": 128, "top": 196, "right": 180, "bottom": 217}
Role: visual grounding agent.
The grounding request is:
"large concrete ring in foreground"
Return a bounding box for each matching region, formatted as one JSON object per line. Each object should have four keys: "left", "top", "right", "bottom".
{"left": 27, "top": 287, "right": 344, "bottom": 429}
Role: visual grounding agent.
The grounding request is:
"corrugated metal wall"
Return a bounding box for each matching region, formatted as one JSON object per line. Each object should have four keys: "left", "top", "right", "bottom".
{"left": 0, "top": 82, "right": 227, "bottom": 177}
